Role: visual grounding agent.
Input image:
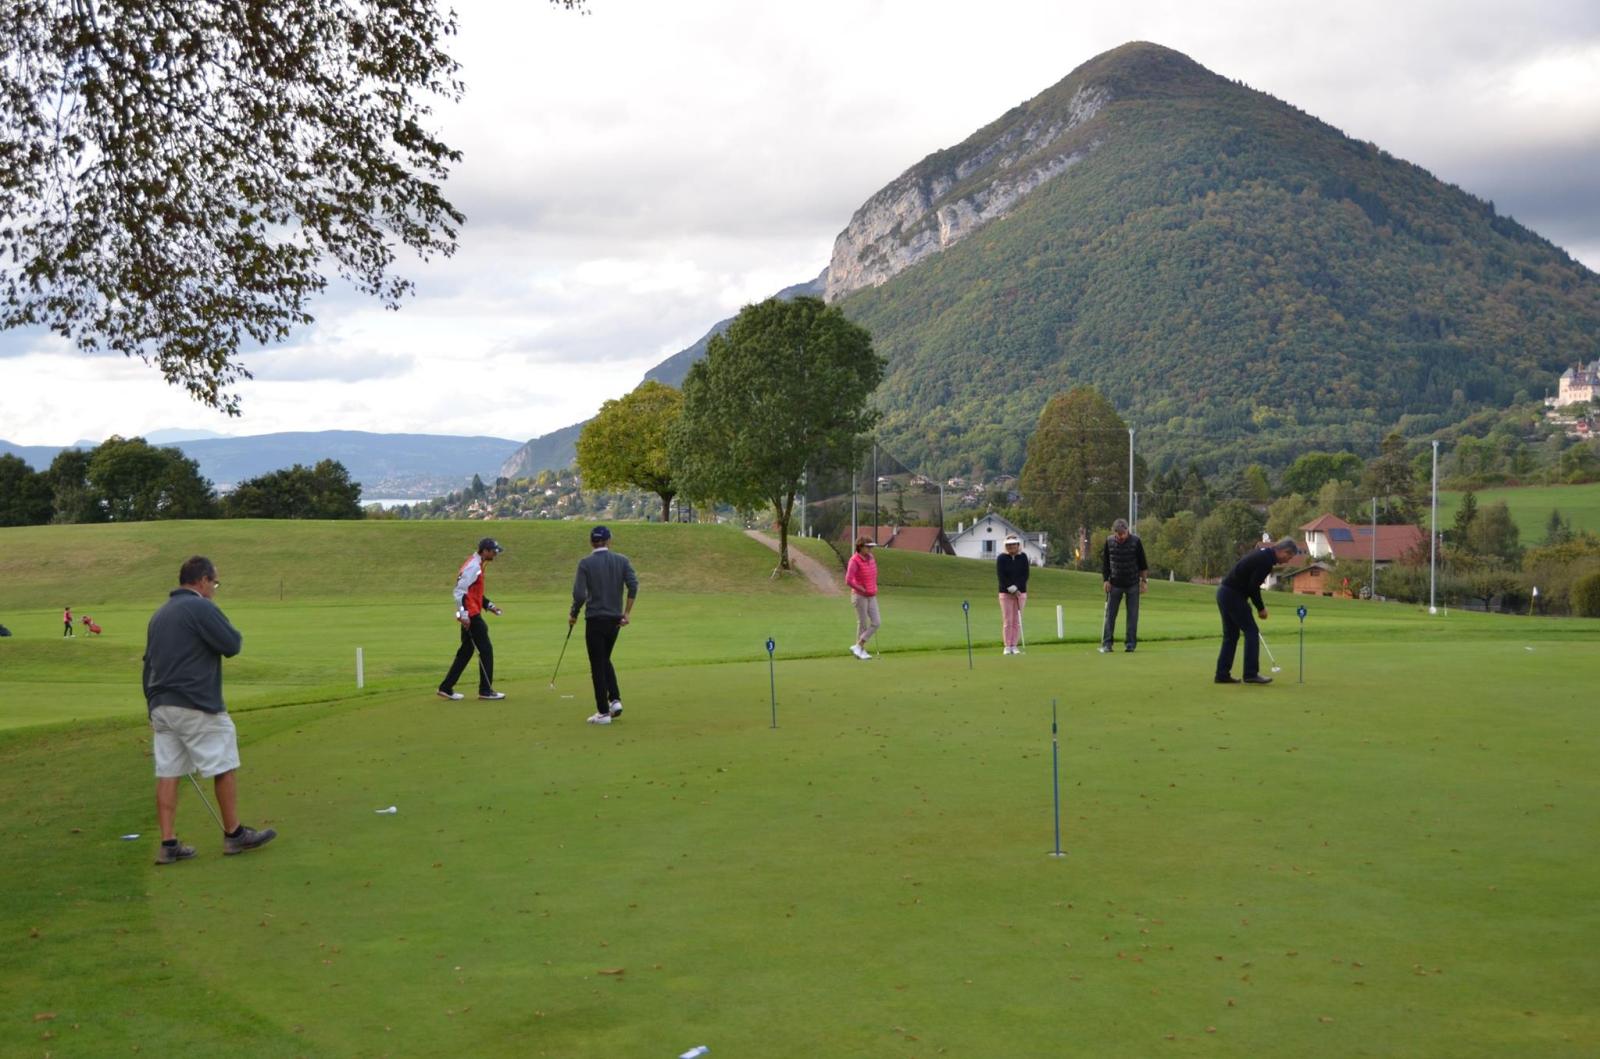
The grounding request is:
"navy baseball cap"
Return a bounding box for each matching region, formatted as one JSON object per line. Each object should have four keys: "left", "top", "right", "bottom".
{"left": 590, "top": 525, "right": 611, "bottom": 543}
{"left": 478, "top": 537, "right": 503, "bottom": 554}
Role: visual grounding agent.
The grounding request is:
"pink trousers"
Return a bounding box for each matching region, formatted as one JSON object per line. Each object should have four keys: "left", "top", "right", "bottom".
{"left": 998, "top": 591, "right": 1027, "bottom": 647}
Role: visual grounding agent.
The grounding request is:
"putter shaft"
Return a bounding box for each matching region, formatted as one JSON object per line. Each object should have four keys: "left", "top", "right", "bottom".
{"left": 186, "top": 772, "right": 226, "bottom": 832}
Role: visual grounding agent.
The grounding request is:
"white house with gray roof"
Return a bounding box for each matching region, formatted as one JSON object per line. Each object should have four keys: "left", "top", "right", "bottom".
{"left": 948, "top": 513, "right": 1048, "bottom": 566}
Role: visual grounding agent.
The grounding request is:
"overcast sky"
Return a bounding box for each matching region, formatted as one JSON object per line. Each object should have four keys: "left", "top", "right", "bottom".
{"left": 3, "top": 0, "right": 1597, "bottom": 447}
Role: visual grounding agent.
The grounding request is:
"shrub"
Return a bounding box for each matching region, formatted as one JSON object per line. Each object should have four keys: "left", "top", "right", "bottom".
{"left": 1572, "top": 571, "right": 1600, "bottom": 618}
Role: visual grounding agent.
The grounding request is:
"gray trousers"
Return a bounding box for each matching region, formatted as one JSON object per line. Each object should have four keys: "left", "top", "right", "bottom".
{"left": 1102, "top": 585, "right": 1140, "bottom": 649}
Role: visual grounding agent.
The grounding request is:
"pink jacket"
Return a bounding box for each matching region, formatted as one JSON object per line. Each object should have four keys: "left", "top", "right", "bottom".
{"left": 846, "top": 552, "right": 878, "bottom": 596}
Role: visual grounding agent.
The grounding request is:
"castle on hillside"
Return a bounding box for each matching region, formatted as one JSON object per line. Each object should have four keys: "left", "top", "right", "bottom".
{"left": 1551, "top": 360, "right": 1600, "bottom": 406}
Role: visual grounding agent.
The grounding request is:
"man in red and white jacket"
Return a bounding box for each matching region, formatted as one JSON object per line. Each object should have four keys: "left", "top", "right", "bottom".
{"left": 437, "top": 537, "right": 506, "bottom": 701}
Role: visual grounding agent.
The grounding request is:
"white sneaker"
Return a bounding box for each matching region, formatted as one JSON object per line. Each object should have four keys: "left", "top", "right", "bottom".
{"left": 436, "top": 690, "right": 464, "bottom": 700}
{"left": 609, "top": 700, "right": 623, "bottom": 718}
{"left": 586, "top": 712, "right": 611, "bottom": 725}
{"left": 850, "top": 644, "right": 866, "bottom": 659}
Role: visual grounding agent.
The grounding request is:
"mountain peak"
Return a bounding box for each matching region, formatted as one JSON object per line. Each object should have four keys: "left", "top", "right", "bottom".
{"left": 824, "top": 42, "right": 1229, "bottom": 302}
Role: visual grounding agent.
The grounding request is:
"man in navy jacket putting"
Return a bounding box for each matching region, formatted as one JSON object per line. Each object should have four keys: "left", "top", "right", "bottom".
{"left": 1214, "top": 538, "right": 1299, "bottom": 685}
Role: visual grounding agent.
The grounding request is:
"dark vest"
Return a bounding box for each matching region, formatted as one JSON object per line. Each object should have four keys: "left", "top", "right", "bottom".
{"left": 1106, "top": 534, "right": 1142, "bottom": 586}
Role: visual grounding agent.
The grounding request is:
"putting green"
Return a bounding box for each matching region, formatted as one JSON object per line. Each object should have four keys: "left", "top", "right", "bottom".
{"left": 1, "top": 522, "right": 1595, "bottom": 1056}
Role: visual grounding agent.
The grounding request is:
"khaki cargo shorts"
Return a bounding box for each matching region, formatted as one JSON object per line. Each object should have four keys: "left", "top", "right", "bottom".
{"left": 150, "top": 705, "right": 241, "bottom": 778}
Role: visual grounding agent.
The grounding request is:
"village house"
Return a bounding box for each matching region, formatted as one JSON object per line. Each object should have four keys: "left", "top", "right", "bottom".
{"left": 844, "top": 524, "right": 956, "bottom": 556}
{"left": 1300, "top": 513, "right": 1425, "bottom": 564}
{"left": 947, "top": 513, "right": 1049, "bottom": 566}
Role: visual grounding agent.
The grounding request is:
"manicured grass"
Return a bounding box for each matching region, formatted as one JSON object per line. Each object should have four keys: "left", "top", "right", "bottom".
{"left": 1436, "top": 482, "right": 1600, "bottom": 542}
{"left": 2, "top": 522, "right": 1596, "bottom": 1056}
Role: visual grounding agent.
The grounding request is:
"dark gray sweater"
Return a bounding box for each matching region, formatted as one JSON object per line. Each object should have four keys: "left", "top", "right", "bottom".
{"left": 142, "top": 588, "right": 243, "bottom": 714}
{"left": 570, "top": 548, "right": 639, "bottom": 621}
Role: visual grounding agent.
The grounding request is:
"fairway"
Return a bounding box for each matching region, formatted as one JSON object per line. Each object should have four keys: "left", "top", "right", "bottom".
{"left": 2, "top": 521, "right": 1596, "bottom": 1057}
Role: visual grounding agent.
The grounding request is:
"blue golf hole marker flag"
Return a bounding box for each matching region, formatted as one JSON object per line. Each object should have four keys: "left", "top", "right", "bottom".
{"left": 766, "top": 638, "right": 775, "bottom": 654}
{"left": 1297, "top": 605, "right": 1308, "bottom": 621}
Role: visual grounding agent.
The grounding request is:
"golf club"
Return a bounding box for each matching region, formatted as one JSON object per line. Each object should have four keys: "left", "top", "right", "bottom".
{"left": 550, "top": 621, "right": 575, "bottom": 688}
{"left": 1019, "top": 606, "right": 1026, "bottom": 654}
{"left": 186, "top": 772, "right": 226, "bottom": 832}
{"left": 1258, "top": 632, "right": 1283, "bottom": 673}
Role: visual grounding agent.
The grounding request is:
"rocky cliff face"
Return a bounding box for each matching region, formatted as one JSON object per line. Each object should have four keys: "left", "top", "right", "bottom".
{"left": 825, "top": 84, "right": 1109, "bottom": 302}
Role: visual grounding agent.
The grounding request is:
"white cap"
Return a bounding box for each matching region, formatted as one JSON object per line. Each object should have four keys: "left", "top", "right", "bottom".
{"left": 1003, "top": 534, "right": 1021, "bottom": 545}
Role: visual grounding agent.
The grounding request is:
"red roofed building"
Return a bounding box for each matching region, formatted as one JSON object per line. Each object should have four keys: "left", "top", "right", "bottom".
{"left": 1300, "top": 514, "right": 1425, "bottom": 564}
{"left": 842, "top": 524, "right": 956, "bottom": 556}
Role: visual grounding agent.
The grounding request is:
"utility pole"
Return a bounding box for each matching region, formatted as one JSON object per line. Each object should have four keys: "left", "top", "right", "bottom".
{"left": 1429, "top": 440, "right": 1439, "bottom": 615}
{"left": 1127, "top": 427, "right": 1135, "bottom": 529}
{"left": 1370, "top": 496, "right": 1377, "bottom": 599}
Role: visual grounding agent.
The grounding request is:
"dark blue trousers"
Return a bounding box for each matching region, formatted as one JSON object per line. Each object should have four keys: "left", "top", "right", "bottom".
{"left": 1215, "top": 585, "right": 1260, "bottom": 679}
{"left": 585, "top": 618, "right": 622, "bottom": 712}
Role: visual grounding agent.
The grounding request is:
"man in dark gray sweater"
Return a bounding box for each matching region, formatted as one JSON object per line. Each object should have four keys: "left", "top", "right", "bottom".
{"left": 568, "top": 525, "right": 638, "bottom": 725}
{"left": 143, "top": 555, "right": 277, "bottom": 864}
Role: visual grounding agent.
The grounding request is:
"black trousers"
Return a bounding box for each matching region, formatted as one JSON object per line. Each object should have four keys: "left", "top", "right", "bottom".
{"left": 1215, "top": 585, "right": 1260, "bottom": 679}
{"left": 1101, "top": 584, "right": 1140, "bottom": 648}
{"left": 440, "top": 613, "right": 494, "bottom": 695}
{"left": 585, "top": 618, "right": 622, "bottom": 712}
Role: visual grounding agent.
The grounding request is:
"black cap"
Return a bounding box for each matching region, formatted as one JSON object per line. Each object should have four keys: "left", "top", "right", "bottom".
{"left": 590, "top": 525, "right": 611, "bottom": 543}
{"left": 478, "top": 537, "right": 503, "bottom": 554}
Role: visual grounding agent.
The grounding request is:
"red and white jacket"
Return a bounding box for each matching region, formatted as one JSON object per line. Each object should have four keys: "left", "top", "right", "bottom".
{"left": 452, "top": 554, "right": 494, "bottom": 617}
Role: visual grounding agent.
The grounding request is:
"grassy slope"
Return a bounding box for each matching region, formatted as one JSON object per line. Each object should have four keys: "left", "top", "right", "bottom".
{"left": 1435, "top": 482, "right": 1600, "bottom": 541}
{"left": 2, "top": 521, "right": 1596, "bottom": 1057}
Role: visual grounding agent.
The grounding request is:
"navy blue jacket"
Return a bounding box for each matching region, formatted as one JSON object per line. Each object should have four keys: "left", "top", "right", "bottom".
{"left": 1220, "top": 548, "right": 1281, "bottom": 611}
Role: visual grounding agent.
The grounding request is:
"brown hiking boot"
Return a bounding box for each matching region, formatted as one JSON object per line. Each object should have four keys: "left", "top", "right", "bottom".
{"left": 223, "top": 825, "right": 278, "bottom": 856}
{"left": 154, "top": 840, "right": 197, "bottom": 865}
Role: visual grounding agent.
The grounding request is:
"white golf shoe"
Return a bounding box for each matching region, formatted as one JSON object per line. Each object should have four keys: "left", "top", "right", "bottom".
{"left": 586, "top": 712, "right": 612, "bottom": 725}
{"left": 609, "top": 700, "right": 623, "bottom": 718}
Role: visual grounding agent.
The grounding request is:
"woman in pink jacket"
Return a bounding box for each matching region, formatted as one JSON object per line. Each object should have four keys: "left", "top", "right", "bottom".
{"left": 845, "top": 536, "right": 880, "bottom": 659}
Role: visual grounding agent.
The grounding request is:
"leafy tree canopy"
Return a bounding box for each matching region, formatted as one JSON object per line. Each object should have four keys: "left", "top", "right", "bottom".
{"left": 0, "top": 453, "right": 54, "bottom": 526}
{"left": 222, "top": 459, "right": 362, "bottom": 519}
{"left": 1019, "top": 386, "right": 1137, "bottom": 555}
{"left": 671, "top": 296, "right": 883, "bottom": 571}
{"left": 0, "top": 1, "right": 580, "bottom": 411}
{"left": 576, "top": 381, "right": 684, "bottom": 521}
{"left": 1282, "top": 451, "right": 1365, "bottom": 496}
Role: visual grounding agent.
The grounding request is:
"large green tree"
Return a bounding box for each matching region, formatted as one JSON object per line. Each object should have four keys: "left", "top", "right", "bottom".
{"left": 1281, "top": 451, "right": 1365, "bottom": 496}
{"left": 0, "top": 453, "right": 54, "bottom": 526}
{"left": 1, "top": 1, "right": 581, "bottom": 412}
{"left": 44, "top": 447, "right": 99, "bottom": 523}
{"left": 222, "top": 459, "right": 363, "bottom": 519}
{"left": 1361, "top": 431, "right": 1424, "bottom": 523}
{"left": 576, "top": 381, "right": 684, "bottom": 521}
{"left": 1019, "top": 386, "right": 1136, "bottom": 560}
{"left": 670, "top": 297, "right": 883, "bottom": 572}
{"left": 85, "top": 437, "right": 217, "bottom": 521}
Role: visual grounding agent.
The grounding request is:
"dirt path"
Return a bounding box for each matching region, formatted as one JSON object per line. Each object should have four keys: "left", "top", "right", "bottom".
{"left": 745, "top": 530, "right": 842, "bottom": 594}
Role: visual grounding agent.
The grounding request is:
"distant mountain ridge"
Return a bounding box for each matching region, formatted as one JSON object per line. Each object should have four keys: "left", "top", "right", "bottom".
{"left": 501, "top": 40, "right": 1600, "bottom": 480}
{"left": 2, "top": 430, "right": 523, "bottom": 499}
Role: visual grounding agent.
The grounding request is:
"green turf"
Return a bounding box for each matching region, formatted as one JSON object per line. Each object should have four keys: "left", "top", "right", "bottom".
{"left": 2, "top": 521, "right": 1596, "bottom": 1057}
{"left": 1435, "top": 482, "right": 1600, "bottom": 541}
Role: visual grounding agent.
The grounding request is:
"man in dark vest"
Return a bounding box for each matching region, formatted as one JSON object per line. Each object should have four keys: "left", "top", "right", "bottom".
{"left": 1099, "top": 518, "right": 1149, "bottom": 653}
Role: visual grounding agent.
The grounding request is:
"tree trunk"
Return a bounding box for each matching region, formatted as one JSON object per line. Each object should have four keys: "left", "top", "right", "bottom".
{"left": 774, "top": 491, "right": 794, "bottom": 571}
{"left": 658, "top": 491, "right": 674, "bottom": 522}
